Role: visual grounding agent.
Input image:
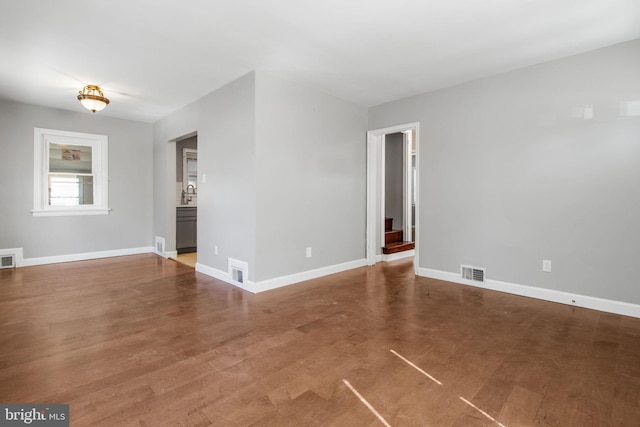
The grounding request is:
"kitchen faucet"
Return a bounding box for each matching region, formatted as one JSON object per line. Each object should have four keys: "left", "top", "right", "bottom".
{"left": 181, "top": 184, "right": 196, "bottom": 204}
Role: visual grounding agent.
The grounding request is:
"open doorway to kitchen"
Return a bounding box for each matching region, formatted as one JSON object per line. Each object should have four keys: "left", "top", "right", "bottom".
{"left": 174, "top": 134, "right": 198, "bottom": 267}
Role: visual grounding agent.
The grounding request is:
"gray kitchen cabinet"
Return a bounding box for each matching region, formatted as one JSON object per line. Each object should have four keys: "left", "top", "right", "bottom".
{"left": 176, "top": 207, "right": 197, "bottom": 254}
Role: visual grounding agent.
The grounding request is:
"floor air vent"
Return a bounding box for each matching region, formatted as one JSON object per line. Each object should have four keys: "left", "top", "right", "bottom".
{"left": 1, "top": 254, "right": 15, "bottom": 269}
{"left": 228, "top": 258, "right": 248, "bottom": 286}
{"left": 461, "top": 265, "right": 485, "bottom": 282}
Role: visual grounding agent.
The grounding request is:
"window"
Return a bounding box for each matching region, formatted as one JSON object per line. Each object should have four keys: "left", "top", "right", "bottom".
{"left": 33, "top": 128, "right": 109, "bottom": 216}
{"left": 182, "top": 148, "right": 197, "bottom": 189}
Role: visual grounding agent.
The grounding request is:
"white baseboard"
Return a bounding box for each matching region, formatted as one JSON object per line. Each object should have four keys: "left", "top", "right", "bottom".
{"left": 22, "top": 247, "right": 155, "bottom": 267}
{"left": 155, "top": 250, "right": 177, "bottom": 259}
{"left": 196, "top": 258, "right": 368, "bottom": 294}
{"left": 381, "top": 250, "right": 415, "bottom": 263}
{"left": 417, "top": 267, "right": 640, "bottom": 319}
{"left": 195, "top": 262, "right": 231, "bottom": 283}
{"left": 250, "top": 259, "right": 368, "bottom": 293}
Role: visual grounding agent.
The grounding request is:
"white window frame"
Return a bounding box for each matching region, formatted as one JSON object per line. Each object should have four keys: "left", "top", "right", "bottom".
{"left": 182, "top": 148, "right": 197, "bottom": 190}
{"left": 33, "top": 128, "right": 109, "bottom": 216}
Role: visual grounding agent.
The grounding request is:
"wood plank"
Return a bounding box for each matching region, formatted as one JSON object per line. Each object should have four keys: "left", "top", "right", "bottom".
{"left": 498, "top": 386, "right": 544, "bottom": 426}
{"left": 1, "top": 254, "right": 639, "bottom": 426}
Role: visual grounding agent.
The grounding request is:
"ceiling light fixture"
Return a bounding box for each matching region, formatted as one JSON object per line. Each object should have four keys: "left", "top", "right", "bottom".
{"left": 77, "top": 85, "right": 110, "bottom": 113}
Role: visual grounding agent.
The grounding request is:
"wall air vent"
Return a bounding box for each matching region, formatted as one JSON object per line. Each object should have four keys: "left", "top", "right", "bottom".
{"left": 461, "top": 265, "right": 485, "bottom": 282}
{"left": 228, "top": 258, "right": 249, "bottom": 286}
{"left": 232, "top": 268, "right": 244, "bottom": 284}
{"left": 0, "top": 248, "right": 22, "bottom": 268}
{"left": 155, "top": 236, "right": 166, "bottom": 254}
{"left": 0, "top": 254, "right": 15, "bottom": 269}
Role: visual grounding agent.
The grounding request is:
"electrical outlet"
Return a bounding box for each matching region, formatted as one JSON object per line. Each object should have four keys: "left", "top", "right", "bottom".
{"left": 306, "top": 247, "right": 312, "bottom": 258}
{"left": 214, "top": 245, "right": 218, "bottom": 255}
{"left": 542, "top": 260, "right": 552, "bottom": 272}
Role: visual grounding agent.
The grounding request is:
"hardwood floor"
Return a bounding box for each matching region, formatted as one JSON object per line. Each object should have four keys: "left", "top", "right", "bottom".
{"left": 1, "top": 254, "right": 639, "bottom": 426}
{"left": 173, "top": 252, "right": 197, "bottom": 268}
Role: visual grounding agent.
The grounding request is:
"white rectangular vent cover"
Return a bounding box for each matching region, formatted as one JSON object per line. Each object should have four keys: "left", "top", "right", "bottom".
{"left": 233, "top": 269, "right": 244, "bottom": 284}
{"left": 228, "top": 258, "right": 248, "bottom": 285}
{"left": 0, "top": 254, "right": 15, "bottom": 269}
{"left": 461, "top": 265, "right": 485, "bottom": 282}
{"left": 155, "top": 236, "right": 166, "bottom": 254}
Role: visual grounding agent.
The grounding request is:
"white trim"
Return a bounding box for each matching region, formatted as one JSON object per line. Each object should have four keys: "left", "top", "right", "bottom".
{"left": 0, "top": 247, "right": 24, "bottom": 268}
{"left": 196, "top": 259, "right": 368, "bottom": 294}
{"left": 380, "top": 137, "right": 386, "bottom": 258}
{"left": 402, "top": 131, "right": 412, "bottom": 244}
{"left": 416, "top": 267, "right": 640, "bottom": 319}
{"left": 33, "top": 128, "right": 109, "bottom": 216}
{"left": 165, "top": 250, "right": 178, "bottom": 259}
{"left": 182, "top": 148, "right": 198, "bottom": 191}
{"left": 166, "top": 140, "right": 177, "bottom": 254}
{"left": 251, "top": 259, "right": 368, "bottom": 293}
{"left": 195, "top": 263, "right": 231, "bottom": 283}
{"left": 381, "top": 249, "right": 415, "bottom": 263}
{"left": 31, "top": 208, "right": 111, "bottom": 217}
{"left": 21, "top": 247, "right": 154, "bottom": 267}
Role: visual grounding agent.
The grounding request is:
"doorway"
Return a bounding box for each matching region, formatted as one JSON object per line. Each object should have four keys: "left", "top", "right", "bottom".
{"left": 383, "top": 131, "right": 415, "bottom": 256}
{"left": 366, "top": 123, "right": 419, "bottom": 268}
{"left": 174, "top": 134, "right": 198, "bottom": 267}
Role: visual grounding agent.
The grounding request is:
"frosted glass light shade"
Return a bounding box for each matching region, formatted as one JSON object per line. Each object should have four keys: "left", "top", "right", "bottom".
{"left": 77, "top": 85, "right": 110, "bottom": 113}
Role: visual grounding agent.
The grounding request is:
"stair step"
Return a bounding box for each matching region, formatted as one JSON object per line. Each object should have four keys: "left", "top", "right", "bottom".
{"left": 385, "top": 217, "right": 393, "bottom": 231}
{"left": 385, "top": 229, "right": 403, "bottom": 245}
{"left": 382, "top": 241, "right": 415, "bottom": 254}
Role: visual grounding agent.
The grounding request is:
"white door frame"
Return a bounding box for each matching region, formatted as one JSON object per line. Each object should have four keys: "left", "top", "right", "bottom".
{"left": 366, "top": 122, "right": 420, "bottom": 268}
{"left": 402, "top": 130, "right": 413, "bottom": 245}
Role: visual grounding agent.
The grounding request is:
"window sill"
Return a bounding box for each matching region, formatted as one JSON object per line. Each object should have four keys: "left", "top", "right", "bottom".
{"left": 31, "top": 208, "right": 111, "bottom": 217}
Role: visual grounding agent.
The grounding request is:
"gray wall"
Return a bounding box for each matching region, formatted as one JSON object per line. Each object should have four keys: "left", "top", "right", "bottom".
{"left": 0, "top": 99, "right": 153, "bottom": 258}
{"left": 153, "top": 72, "right": 257, "bottom": 277}
{"left": 254, "top": 71, "right": 368, "bottom": 281}
{"left": 385, "top": 132, "right": 404, "bottom": 233}
{"left": 153, "top": 70, "right": 367, "bottom": 283}
{"left": 369, "top": 39, "right": 640, "bottom": 304}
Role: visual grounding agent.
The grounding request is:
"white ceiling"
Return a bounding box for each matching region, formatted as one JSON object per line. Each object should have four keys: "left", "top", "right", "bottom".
{"left": 1, "top": 0, "right": 639, "bottom": 123}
